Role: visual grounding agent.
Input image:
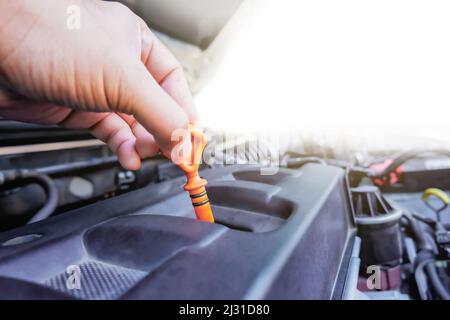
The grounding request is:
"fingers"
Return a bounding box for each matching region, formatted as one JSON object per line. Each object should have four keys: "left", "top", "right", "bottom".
{"left": 61, "top": 110, "right": 141, "bottom": 170}
{"left": 61, "top": 110, "right": 161, "bottom": 169}
{"left": 91, "top": 114, "right": 140, "bottom": 171}
{"left": 139, "top": 21, "right": 198, "bottom": 121}
{"left": 117, "top": 113, "right": 159, "bottom": 158}
{"left": 125, "top": 61, "right": 190, "bottom": 154}
{"left": 0, "top": 94, "right": 161, "bottom": 170}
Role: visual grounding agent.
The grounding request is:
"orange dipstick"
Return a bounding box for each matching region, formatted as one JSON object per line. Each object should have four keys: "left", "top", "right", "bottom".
{"left": 178, "top": 125, "right": 214, "bottom": 223}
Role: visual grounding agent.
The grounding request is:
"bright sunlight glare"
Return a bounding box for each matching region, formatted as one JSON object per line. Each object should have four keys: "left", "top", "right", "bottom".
{"left": 195, "top": 0, "right": 450, "bottom": 146}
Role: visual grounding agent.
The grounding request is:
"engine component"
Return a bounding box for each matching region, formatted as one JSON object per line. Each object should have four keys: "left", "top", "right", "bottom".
{"left": 351, "top": 185, "right": 402, "bottom": 267}
{"left": 0, "top": 163, "right": 354, "bottom": 299}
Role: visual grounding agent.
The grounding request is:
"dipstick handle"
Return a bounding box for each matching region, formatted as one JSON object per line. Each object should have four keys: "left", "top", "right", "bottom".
{"left": 178, "top": 125, "right": 214, "bottom": 223}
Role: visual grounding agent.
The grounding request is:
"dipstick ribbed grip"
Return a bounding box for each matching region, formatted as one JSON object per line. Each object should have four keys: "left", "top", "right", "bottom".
{"left": 178, "top": 125, "right": 214, "bottom": 223}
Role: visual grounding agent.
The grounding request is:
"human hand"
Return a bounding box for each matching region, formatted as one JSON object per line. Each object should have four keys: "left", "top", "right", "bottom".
{"left": 0, "top": 0, "right": 197, "bottom": 170}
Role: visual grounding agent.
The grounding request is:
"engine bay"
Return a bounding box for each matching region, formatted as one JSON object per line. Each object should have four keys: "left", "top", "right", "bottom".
{"left": 2, "top": 0, "right": 450, "bottom": 307}
{"left": 1, "top": 126, "right": 450, "bottom": 300}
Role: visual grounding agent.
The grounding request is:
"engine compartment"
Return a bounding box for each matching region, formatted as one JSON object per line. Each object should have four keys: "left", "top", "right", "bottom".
{"left": 1, "top": 130, "right": 450, "bottom": 300}
{"left": 1, "top": 0, "right": 450, "bottom": 304}
{"left": 0, "top": 163, "right": 353, "bottom": 299}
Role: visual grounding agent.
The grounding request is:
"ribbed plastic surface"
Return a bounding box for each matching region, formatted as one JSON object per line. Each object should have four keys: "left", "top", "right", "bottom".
{"left": 44, "top": 260, "right": 146, "bottom": 300}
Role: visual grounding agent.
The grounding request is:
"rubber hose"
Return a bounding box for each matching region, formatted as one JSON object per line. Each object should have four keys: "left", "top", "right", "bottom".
{"left": 19, "top": 172, "right": 59, "bottom": 223}
{"left": 425, "top": 261, "right": 450, "bottom": 300}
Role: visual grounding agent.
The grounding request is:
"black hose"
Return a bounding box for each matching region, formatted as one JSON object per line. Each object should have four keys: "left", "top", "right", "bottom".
{"left": 0, "top": 170, "right": 58, "bottom": 223}
{"left": 410, "top": 211, "right": 448, "bottom": 233}
{"left": 22, "top": 172, "right": 58, "bottom": 223}
{"left": 425, "top": 261, "right": 450, "bottom": 300}
{"left": 405, "top": 212, "right": 450, "bottom": 300}
{"left": 403, "top": 212, "right": 432, "bottom": 251}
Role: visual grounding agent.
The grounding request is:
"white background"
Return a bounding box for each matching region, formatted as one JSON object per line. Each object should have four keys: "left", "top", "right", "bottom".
{"left": 195, "top": 0, "right": 450, "bottom": 152}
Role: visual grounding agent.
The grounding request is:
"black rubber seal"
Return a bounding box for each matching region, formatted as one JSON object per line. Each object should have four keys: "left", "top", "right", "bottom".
{"left": 192, "top": 199, "right": 209, "bottom": 207}
{"left": 190, "top": 191, "right": 207, "bottom": 199}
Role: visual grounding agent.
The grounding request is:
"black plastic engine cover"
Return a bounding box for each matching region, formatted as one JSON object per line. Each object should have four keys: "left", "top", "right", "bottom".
{"left": 0, "top": 164, "right": 355, "bottom": 299}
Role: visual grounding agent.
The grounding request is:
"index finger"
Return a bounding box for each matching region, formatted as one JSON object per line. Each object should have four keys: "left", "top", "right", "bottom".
{"left": 139, "top": 21, "right": 198, "bottom": 121}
